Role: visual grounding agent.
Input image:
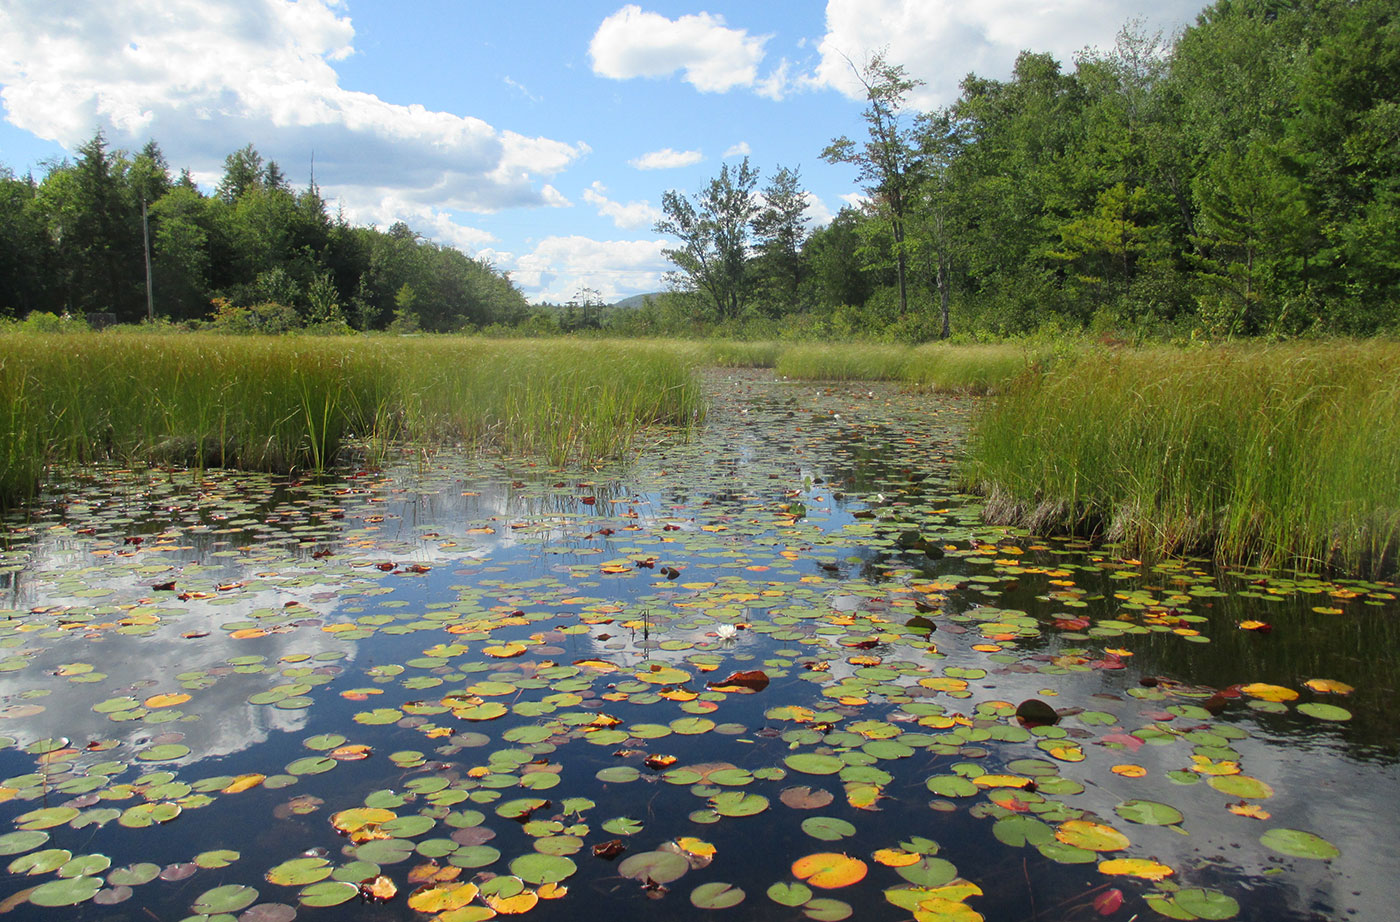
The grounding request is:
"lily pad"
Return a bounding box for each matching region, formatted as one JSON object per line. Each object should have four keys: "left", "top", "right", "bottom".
{"left": 1260, "top": 828, "right": 1340, "bottom": 860}
{"left": 690, "top": 881, "right": 745, "bottom": 909}
{"left": 191, "top": 883, "right": 259, "bottom": 914}
{"left": 29, "top": 876, "right": 103, "bottom": 907}
{"left": 1114, "top": 799, "right": 1184, "bottom": 826}
{"left": 618, "top": 850, "right": 689, "bottom": 884}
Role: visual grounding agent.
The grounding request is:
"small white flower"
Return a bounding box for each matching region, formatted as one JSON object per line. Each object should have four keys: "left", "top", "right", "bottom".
{"left": 715, "top": 624, "right": 738, "bottom": 641}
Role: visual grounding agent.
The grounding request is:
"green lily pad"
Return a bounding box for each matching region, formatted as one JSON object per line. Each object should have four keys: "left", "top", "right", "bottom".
{"left": 0, "top": 831, "right": 48, "bottom": 855}
{"left": 602, "top": 817, "right": 643, "bottom": 835}
{"left": 509, "top": 853, "right": 576, "bottom": 884}
{"left": 804, "top": 897, "right": 853, "bottom": 921}
{"left": 1174, "top": 888, "right": 1241, "bottom": 920}
{"left": 691, "top": 881, "right": 745, "bottom": 909}
{"left": 298, "top": 881, "right": 358, "bottom": 907}
{"left": 16, "top": 807, "right": 79, "bottom": 830}
{"left": 136, "top": 744, "right": 190, "bottom": 762}
{"left": 266, "top": 857, "right": 331, "bottom": 886}
{"left": 1114, "top": 799, "right": 1184, "bottom": 826}
{"left": 107, "top": 863, "right": 160, "bottom": 886}
{"left": 1260, "top": 828, "right": 1340, "bottom": 859}
{"left": 895, "top": 857, "right": 957, "bottom": 888}
{"left": 925, "top": 775, "right": 977, "bottom": 797}
{"left": 596, "top": 766, "right": 640, "bottom": 783}
{"left": 618, "top": 850, "right": 688, "bottom": 884}
{"left": 1207, "top": 775, "right": 1274, "bottom": 799}
{"left": 768, "top": 881, "right": 813, "bottom": 906}
{"left": 191, "top": 883, "right": 259, "bottom": 914}
{"left": 29, "top": 875, "right": 103, "bottom": 907}
{"left": 710, "top": 791, "right": 769, "bottom": 817}
{"left": 10, "top": 848, "right": 71, "bottom": 875}
{"left": 801, "top": 817, "right": 856, "bottom": 841}
{"left": 1296, "top": 703, "right": 1351, "bottom": 721}
{"left": 785, "top": 753, "right": 846, "bottom": 775}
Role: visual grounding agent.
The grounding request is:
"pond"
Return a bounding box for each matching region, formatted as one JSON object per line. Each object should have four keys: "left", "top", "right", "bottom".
{"left": 0, "top": 370, "right": 1393, "bottom": 922}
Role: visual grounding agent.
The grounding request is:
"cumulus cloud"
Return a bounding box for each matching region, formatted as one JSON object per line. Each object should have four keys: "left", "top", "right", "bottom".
{"left": 338, "top": 194, "right": 498, "bottom": 253}
{"left": 582, "top": 182, "right": 663, "bottom": 229}
{"left": 804, "top": 193, "right": 836, "bottom": 228}
{"left": 0, "top": 0, "right": 587, "bottom": 214}
{"left": 722, "top": 142, "right": 752, "bottom": 158}
{"left": 510, "top": 235, "right": 671, "bottom": 303}
{"left": 589, "top": 5, "right": 769, "bottom": 93}
{"left": 807, "top": 0, "right": 1202, "bottom": 108}
{"left": 629, "top": 147, "right": 703, "bottom": 170}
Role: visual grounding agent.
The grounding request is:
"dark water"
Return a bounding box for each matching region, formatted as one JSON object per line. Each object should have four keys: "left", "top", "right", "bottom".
{"left": 0, "top": 370, "right": 1392, "bottom": 922}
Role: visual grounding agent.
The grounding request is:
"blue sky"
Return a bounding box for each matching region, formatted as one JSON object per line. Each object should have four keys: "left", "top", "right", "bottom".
{"left": 0, "top": 1, "right": 1206, "bottom": 304}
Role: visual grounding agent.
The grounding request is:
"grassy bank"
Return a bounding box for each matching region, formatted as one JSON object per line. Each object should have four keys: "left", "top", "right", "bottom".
{"left": 0, "top": 334, "right": 702, "bottom": 506}
{"left": 775, "top": 342, "right": 1040, "bottom": 394}
{"left": 962, "top": 342, "right": 1400, "bottom": 577}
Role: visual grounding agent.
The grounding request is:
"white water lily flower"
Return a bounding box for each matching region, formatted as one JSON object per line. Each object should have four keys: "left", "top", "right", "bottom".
{"left": 715, "top": 624, "right": 738, "bottom": 641}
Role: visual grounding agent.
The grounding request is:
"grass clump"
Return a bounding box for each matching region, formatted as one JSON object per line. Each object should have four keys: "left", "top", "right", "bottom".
{"left": 701, "top": 340, "right": 783, "bottom": 368}
{"left": 775, "top": 342, "right": 1042, "bottom": 393}
{"left": 962, "top": 341, "right": 1400, "bottom": 577}
{"left": 902, "top": 343, "right": 1038, "bottom": 394}
{"left": 0, "top": 333, "right": 702, "bottom": 506}
{"left": 775, "top": 343, "right": 913, "bottom": 381}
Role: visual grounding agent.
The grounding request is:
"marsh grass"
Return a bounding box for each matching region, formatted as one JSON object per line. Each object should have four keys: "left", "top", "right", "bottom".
{"left": 776, "top": 342, "right": 1038, "bottom": 393}
{"left": 963, "top": 342, "right": 1400, "bottom": 577}
{"left": 776, "top": 343, "right": 914, "bottom": 381}
{"left": 701, "top": 340, "right": 783, "bottom": 368}
{"left": 0, "top": 334, "right": 702, "bottom": 506}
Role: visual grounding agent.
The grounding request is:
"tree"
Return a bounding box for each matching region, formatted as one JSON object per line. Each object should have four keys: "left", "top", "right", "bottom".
{"left": 751, "top": 165, "right": 810, "bottom": 315}
{"left": 216, "top": 144, "right": 265, "bottom": 203}
{"left": 0, "top": 168, "right": 55, "bottom": 316}
{"left": 822, "top": 52, "right": 923, "bottom": 316}
{"left": 654, "top": 158, "right": 761, "bottom": 320}
{"left": 910, "top": 109, "right": 965, "bottom": 338}
{"left": 804, "top": 207, "right": 877, "bottom": 311}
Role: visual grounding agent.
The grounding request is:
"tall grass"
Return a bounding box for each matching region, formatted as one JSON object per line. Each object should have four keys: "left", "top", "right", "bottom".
{"left": 776, "top": 342, "right": 1040, "bottom": 393}
{"left": 0, "top": 334, "right": 702, "bottom": 506}
{"left": 962, "top": 342, "right": 1400, "bottom": 577}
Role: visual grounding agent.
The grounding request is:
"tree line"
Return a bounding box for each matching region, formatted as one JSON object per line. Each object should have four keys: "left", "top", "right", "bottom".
{"left": 653, "top": 0, "right": 1400, "bottom": 340}
{"left": 0, "top": 135, "right": 528, "bottom": 331}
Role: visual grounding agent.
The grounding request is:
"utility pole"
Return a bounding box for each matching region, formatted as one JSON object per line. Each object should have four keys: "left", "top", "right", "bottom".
{"left": 141, "top": 197, "right": 154, "bottom": 323}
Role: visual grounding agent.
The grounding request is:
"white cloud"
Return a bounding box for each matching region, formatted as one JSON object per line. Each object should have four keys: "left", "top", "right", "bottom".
{"left": 510, "top": 235, "right": 671, "bottom": 303}
{"left": 629, "top": 147, "right": 703, "bottom": 170}
{"left": 839, "top": 191, "right": 869, "bottom": 209}
{"left": 0, "top": 0, "right": 586, "bottom": 213}
{"left": 338, "top": 194, "right": 498, "bottom": 253}
{"left": 804, "top": 193, "right": 836, "bottom": 228}
{"left": 589, "top": 4, "right": 769, "bottom": 93}
{"left": 503, "top": 76, "right": 540, "bottom": 103}
{"left": 808, "top": 0, "right": 1203, "bottom": 108}
{"left": 722, "top": 142, "right": 751, "bottom": 159}
{"left": 582, "top": 182, "right": 662, "bottom": 229}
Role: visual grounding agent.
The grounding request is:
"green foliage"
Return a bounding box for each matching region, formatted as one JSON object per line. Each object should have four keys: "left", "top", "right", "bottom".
{"left": 655, "top": 159, "right": 762, "bottom": 320}
{"left": 0, "top": 137, "right": 527, "bottom": 330}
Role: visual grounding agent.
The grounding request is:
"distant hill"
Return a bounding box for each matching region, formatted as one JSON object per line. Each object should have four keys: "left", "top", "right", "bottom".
{"left": 611, "top": 292, "right": 667, "bottom": 310}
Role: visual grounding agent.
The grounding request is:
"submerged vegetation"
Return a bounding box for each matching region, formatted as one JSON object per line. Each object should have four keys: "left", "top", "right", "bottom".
{"left": 0, "top": 334, "right": 702, "bottom": 506}
{"left": 962, "top": 341, "right": 1400, "bottom": 578}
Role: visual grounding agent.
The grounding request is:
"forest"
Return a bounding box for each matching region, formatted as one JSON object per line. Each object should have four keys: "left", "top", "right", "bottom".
{"left": 0, "top": 0, "right": 1395, "bottom": 341}
{"left": 642, "top": 0, "right": 1400, "bottom": 340}
{"left": 0, "top": 139, "right": 530, "bottom": 333}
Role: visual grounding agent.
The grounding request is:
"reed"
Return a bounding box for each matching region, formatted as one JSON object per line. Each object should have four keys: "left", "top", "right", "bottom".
{"left": 963, "top": 341, "right": 1400, "bottom": 577}
{"left": 775, "top": 343, "right": 913, "bottom": 381}
{"left": 776, "top": 342, "right": 1038, "bottom": 393}
{"left": 0, "top": 333, "right": 702, "bottom": 506}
